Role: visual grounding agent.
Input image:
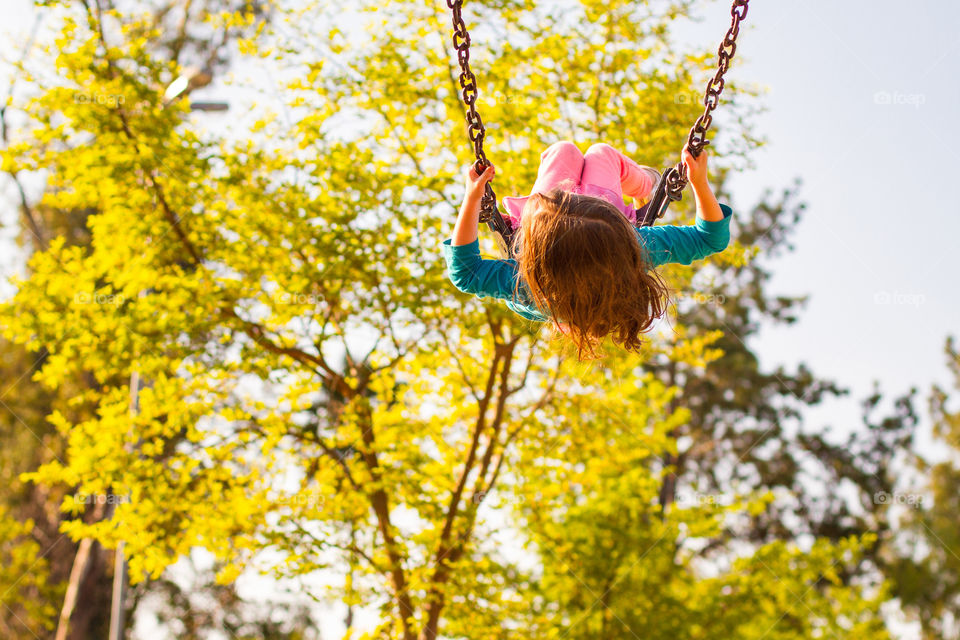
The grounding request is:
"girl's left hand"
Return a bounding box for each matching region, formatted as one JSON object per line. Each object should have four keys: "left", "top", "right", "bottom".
{"left": 464, "top": 163, "right": 495, "bottom": 199}
{"left": 681, "top": 144, "right": 709, "bottom": 187}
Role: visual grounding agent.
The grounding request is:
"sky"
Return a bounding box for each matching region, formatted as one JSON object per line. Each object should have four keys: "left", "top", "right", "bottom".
{"left": 0, "top": 0, "right": 958, "bottom": 637}
{"left": 674, "top": 0, "right": 960, "bottom": 449}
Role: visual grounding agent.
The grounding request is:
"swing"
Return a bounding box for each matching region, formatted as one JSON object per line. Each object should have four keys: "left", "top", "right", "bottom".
{"left": 445, "top": 0, "right": 750, "bottom": 252}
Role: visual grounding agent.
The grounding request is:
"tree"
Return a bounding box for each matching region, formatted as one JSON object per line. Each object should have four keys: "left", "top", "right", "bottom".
{"left": 507, "top": 356, "right": 890, "bottom": 640}
{"left": 0, "top": 0, "right": 304, "bottom": 637}
{"left": 889, "top": 337, "right": 960, "bottom": 639}
{"left": 1, "top": 0, "right": 890, "bottom": 638}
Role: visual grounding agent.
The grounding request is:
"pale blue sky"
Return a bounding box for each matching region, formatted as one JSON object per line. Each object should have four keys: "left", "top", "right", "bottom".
{"left": 676, "top": 0, "right": 960, "bottom": 446}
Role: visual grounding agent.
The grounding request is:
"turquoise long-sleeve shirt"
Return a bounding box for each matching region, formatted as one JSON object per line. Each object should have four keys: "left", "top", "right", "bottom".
{"left": 442, "top": 204, "right": 733, "bottom": 322}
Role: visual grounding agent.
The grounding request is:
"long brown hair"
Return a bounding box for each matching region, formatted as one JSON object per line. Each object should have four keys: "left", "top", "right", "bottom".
{"left": 514, "top": 189, "right": 670, "bottom": 358}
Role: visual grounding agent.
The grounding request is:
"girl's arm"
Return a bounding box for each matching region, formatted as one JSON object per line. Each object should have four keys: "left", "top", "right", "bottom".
{"left": 444, "top": 162, "right": 521, "bottom": 302}
{"left": 452, "top": 163, "right": 496, "bottom": 246}
{"left": 683, "top": 145, "right": 724, "bottom": 222}
{"left": 635, "top": 146, "right": 733, "bottom": 267}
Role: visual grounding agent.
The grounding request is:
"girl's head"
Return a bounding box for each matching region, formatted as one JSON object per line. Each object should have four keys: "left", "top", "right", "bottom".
{"left": 514, "top": 189, "right": 670, "bottom": 358}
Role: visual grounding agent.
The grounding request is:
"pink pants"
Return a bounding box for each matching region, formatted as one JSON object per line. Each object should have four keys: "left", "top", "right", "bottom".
{"left": 502, "top": 142, "right": 658, "bottom": 228}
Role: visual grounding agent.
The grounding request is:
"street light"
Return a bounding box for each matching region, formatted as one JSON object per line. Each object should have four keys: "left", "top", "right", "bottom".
{"left": 163, "top": 66, "right": 211, "bottom": 101}
{"left": 162, "top": 66, "right": 228, "bottom": 111}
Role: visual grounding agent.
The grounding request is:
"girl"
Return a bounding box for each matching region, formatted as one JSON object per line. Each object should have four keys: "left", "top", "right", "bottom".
{"left": 443, "top": 141, "right": 733, "bottom": 357}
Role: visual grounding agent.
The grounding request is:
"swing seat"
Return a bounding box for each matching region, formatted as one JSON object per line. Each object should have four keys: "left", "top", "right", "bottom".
{"left": 636, "top": 168, "right": 683, "bottom": 227}
{"left": 484, "top": 203, "right": 514, "bottom": 256}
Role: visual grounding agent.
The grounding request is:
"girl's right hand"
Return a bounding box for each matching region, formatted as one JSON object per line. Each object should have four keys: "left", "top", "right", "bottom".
{"left": 681, "top": 144, "right": 709, "bottom": 187}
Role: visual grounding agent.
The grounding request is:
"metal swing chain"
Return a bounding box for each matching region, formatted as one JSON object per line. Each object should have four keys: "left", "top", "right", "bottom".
{"left": 444, "top": 0, "right": 747, "bottom": 232}
{"left": 663, "top": 0, "right": 750, "bottom": 202}
{"left": 446, "top": 0, "right": 498, "bottom": 223}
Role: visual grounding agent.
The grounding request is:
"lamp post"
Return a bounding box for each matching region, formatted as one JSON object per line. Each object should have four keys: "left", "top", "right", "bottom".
{"left": 107, "top": 73, "right": 229, "bottom": 640}
{"left": 161, "top": 66, "right": 229, "bottom": 111}
{"left": 106, "top": 369, "right": 138, "bottom": 640}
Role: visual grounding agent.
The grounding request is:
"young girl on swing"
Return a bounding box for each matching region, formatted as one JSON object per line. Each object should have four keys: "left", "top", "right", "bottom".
{"left": 443, "top": 141, "right": 733, "bottom": 357}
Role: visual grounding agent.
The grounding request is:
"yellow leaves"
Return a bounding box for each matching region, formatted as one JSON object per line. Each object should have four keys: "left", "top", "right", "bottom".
{"left": 718, "top": 240, "right": 757, "bottom": 268}
{"left": 666, "top": 326, "right": 725, "bottom": 368}
{"left": 747, "top": 490, "right": 776, "bottom": 516}
{"left": 216, "top": 563, "right": 243, "bottom": 585}
{"left": 0, "top": 141, "right": 35, "bottom": 173}
{"left": 0, "top": 507, "right": 60, "bottom": 634}
{"left": 45, "top": 408, "right": 72, "bottom": 434}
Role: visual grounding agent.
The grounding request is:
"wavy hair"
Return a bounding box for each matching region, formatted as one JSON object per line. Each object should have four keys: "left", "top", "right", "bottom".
{"left": 514, "top": 189, "right": 670, "bottom": 358}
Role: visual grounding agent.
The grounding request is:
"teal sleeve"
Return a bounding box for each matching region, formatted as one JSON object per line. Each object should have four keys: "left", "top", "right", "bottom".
{"left": 636, "top": 203, "right": 733, "bottom": 267}
{"left": 442, "top": 239, "right": 520, "bottom": 301}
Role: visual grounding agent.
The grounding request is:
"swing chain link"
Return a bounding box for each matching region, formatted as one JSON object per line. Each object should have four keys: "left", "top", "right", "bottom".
{"left": 446, "top": 0, "right": 497, "bottom": 222}
{"left": 666, "top": 0, "right": 749, "bottom": 202}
